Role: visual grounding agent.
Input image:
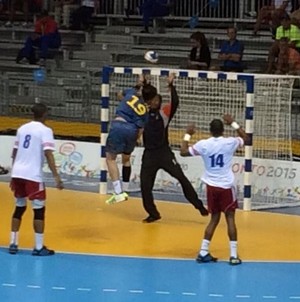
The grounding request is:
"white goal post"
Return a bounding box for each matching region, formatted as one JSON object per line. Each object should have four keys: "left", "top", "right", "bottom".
{"left": 100, "top": 66, "right": 299, "bottom": 210}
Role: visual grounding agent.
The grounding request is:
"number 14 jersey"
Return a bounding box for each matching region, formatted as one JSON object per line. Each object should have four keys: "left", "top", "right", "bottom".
{"left": 11, "top": 121, "right": 55, "bottom": 182}
{"left": 189, "top": 136, "right": 244, "bottom": 188}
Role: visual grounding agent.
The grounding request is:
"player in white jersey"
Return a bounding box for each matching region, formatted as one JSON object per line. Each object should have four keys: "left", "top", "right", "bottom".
{"left": 9, "top": 103, "right": 63, "bottom": 256}
{"left": 180, "top": 114, "right": 248, "bottom": 265}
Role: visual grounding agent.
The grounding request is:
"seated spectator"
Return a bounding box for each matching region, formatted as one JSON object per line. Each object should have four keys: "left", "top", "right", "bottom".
{"left": 217, "top": 27, "right": 244, "bottom": 72}
{"left": 266, "top": 14, "right": 300, "bottom": 72}
{"left": 187, "top": 31, "right": 211, "bottom": 70}
{"left": 253, "top": 0, "right": 291, "bottom": 37}
{"left": 70, "top": 0, "right": 98, "bottom": 31}
{"left": 276, "top": 37, "right": 300, "bottom": 74}
{"left": 16, "top": 10, "right": 61, "bottom": 65}
{"left": 4, "top": 0, "right": 42, "bottom": 27}
{"left": 54, "top": 0, "right": 80, "bottom": 28}
{"left": 139, "top": 0, "right": 172, "bottom": 33}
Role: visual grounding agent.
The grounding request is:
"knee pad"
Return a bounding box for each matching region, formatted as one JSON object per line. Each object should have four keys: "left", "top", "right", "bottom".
{"left": 13, "top": 206, "right": 27, "bottom": 220}
{"left": 34, "top": 207, "right": 45, "bottom": 221}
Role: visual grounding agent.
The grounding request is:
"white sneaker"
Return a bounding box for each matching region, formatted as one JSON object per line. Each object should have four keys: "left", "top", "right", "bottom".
{"left": 5, "top": 21, "right": 13, "bottom": 27}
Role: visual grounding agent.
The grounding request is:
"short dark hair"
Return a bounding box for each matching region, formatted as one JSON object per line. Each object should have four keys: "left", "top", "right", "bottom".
{"left": 32, "top": 103, "right": 48, "bottom": 119}
{"left": 142, "top": 84, "right": 157, "bottom": 102}
{"left": 210, "top": 119, "right": 224, "bottom": 136}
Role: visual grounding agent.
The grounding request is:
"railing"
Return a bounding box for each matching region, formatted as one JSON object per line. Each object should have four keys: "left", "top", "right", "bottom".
{"left": 96, "top": 0, "right": 268, "bottom": 19}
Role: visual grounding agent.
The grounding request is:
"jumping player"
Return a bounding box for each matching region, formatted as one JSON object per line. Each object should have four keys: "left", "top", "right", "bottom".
{"left": 105, "top": 76, "right": 157, "bottom": 204}
{"left": 180, "top": 114, "right": 248, "bottom": 265}
{"left": 140, "top": 73, "right": 208, "bottom": 223}
{"left": 9, "top": 103, "right": 63, "bottom": 256}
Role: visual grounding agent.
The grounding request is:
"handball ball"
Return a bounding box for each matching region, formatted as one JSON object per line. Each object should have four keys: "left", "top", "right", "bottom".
{"left": 144, "top": 51, "right": 159, "bottom": 63}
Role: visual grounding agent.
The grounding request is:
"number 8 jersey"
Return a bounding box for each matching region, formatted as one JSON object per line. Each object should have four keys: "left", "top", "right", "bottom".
{"left": 11, "top": 121, "right": 55, "bottom": 182}
{"left": 189, "top": 136, "right": 244, "bottom": 188}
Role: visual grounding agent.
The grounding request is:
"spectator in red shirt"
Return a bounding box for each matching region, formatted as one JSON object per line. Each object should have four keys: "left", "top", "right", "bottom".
{"left": 16, "top": 10, "right": 61, "bottom": 65}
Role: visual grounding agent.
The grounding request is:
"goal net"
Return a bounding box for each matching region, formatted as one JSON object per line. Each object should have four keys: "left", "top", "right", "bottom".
{"left": 101, "top": 66, "right": 299, "bottom": 210}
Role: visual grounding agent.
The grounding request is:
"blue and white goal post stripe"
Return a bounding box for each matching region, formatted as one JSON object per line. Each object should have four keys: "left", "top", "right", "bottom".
{"left": 100, "top": 66, "right": 254, "bottom": 211}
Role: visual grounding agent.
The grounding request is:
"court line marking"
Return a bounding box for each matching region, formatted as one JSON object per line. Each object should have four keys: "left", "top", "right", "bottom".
{"left": 155, "top": 291, "right": 170, "bottom": 295}
{"left": 182, "top": 292, "right": 197, "bottom": 296}
{"left": 2, "top": 283, "right": 16, "bottom": 287}
{"left": 27, "top": 285, "right": 41, "bottom": 289}
{"left": 102, "top": 288, "right": 117, "bottom": 292}
{"left": 1, "top": 282, "right": 300, "bottom": 300}
{"left": 129, "top": 290, "right": 144, "bottom": 293}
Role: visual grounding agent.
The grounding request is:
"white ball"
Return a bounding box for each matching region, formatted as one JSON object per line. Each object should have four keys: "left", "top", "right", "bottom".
{"left": 144, "top": 51, "right": 159, "bottom": 63}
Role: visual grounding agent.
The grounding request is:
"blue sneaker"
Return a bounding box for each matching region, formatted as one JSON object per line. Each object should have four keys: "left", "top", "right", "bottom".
{"left": 196, "top": 253, "right": 218, "bottom": 263}
{"left": 8, "top": 243, "right": 19, "bottom": 255}
{"left": 32, "top": 246, "right": 55, "bottom": 256}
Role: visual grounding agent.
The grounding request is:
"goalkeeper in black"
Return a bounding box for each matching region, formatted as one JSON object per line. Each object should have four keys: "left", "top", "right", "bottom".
{"left": 141, "top": 73, "right": 208, "bottom": 223}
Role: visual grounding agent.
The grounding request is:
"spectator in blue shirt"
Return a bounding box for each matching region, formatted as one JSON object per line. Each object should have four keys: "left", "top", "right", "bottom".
{"left": 218, "top": 27, "right": 244, "bottom": 72}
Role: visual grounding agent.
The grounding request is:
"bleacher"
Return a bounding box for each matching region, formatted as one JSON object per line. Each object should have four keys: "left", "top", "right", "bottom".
{"left": 0, "top": 11, "right": 299, "bottom": 150}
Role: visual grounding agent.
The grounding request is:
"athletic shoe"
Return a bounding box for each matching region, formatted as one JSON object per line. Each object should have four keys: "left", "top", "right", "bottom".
{"left": 105, "top": 192, "right": 128, "bottom": 205}
{"left": 142, "top": 215, "right": 161, "bottom": 223}
{"left": 32, "top": 246, "right": 55, "bottom": 256}
{"left": 8, "top": 244, "right": 19, "bottom": 255}
{"left": 196, "top": 253, "right": 218, "bottom": 263}
{"left": 229, "top": 256, "right": 242, "bottom": 266}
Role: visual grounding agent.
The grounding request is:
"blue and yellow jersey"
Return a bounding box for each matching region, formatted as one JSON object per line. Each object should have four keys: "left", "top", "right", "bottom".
{"left": 115, "top": 88, "right": 148, "bottom": 129}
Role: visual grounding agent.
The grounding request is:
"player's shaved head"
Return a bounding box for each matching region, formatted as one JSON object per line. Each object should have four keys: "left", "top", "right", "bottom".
{"left": 32, "top": 103, "right": 48, "bottom": 119}
{"left": 210, "top": 119, "right": 224, "bottom": 137}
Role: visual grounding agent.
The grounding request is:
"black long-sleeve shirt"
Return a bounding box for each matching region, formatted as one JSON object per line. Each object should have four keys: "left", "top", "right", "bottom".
{"left": 143, "top": 85, "right": 179, "bottom": 150}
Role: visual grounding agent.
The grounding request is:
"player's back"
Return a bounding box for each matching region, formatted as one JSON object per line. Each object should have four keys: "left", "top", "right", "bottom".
{"left": 12, "top": 121, "right": 54, "bottom": 182}
{"left": 196, "top": 136, "right": 243, "bottom": 188}
{"left": 115, "top": 88, "right": 147, "bottom": 128}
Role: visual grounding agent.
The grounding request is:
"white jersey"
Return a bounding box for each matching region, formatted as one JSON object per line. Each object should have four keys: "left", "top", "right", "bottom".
{"left": 189, "top": 136, "right": 244, "bottom": 189}
{"left": 11, "top": 121, "right": 55, "bottom": 182}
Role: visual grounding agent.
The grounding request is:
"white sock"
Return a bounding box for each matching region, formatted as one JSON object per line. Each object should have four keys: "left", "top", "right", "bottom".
{"left": 10, "top": 232, "right": 19, "bottom": 245}
{"left": 199, "top": 239, "right": 210, "bottom": 256}
{"left": 123, "top": 181, "right": 130, "bottom": 192}
{"left": 35, "top": 233, "right": 44, "bottom": 250}
{"left": 230, "top": 241, "right": 238, "bottom": 258}
{"left": 112, "top": 180, "right": 122, "bottom": 195}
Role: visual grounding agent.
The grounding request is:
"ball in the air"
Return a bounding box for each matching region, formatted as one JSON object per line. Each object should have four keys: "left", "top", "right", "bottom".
{"left": 144, "top": 51, "right": 159, "bottom": 63}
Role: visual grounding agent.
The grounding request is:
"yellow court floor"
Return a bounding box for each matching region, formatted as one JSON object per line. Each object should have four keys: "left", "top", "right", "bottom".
{"left": 0, "top": 182, "right": 300, "bottom": 261}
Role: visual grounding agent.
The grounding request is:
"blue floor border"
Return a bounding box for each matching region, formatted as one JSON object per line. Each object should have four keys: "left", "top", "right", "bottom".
{"left": 0, "top": 248, "right": 300, "bottom": 302}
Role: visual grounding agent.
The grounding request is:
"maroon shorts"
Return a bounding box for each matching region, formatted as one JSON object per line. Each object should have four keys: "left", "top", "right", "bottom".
{"left": 206, "top": 184, "right": 238, "bottom": 214}
{"left": 11, "top": 178, "right": 46, "bottom": 200}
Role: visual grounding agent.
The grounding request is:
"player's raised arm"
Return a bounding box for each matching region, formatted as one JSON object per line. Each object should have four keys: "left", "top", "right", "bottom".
{"left": 180, "top": 123, "right": 196, "bottom": 157}
{"left": 223, "top": 114, "right": 249, "bottom": 143}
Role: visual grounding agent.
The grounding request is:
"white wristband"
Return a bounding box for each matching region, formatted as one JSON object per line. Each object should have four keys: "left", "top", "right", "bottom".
{"left": 231, "top": 121, "right": 240, "bottom": 130}
{"left": 183, "top": 134, "right": 191, "bottom": 141}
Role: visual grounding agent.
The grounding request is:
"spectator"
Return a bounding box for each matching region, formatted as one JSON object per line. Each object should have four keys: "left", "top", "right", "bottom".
{"left": 253, "top": 1, "right": 291, "bottom": 37}
{"left": 70, "top": 0, "right": 99, "bottom": 31}
{"left": 217, "top": 27, "right": 244, "bottom": 72}
{"left": 266, "top": 14, "right": 300, "bottom": 73}
{"left": 16, "top": 10, "right": 61, "bottom": 65}
{"left": 54, "top": 0, "right": 80, "bottom": 29}
{"left": 187, "top": 31, "right": 211, "bottom": 70}
{"left": 139, "top": 0, "right": 172, "bottom": 33}
{"left": 4, "top": 0, "right": 42, "bottom": 27}
{"left": 276, "top": 37, "right": 300, "bottom": 74}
